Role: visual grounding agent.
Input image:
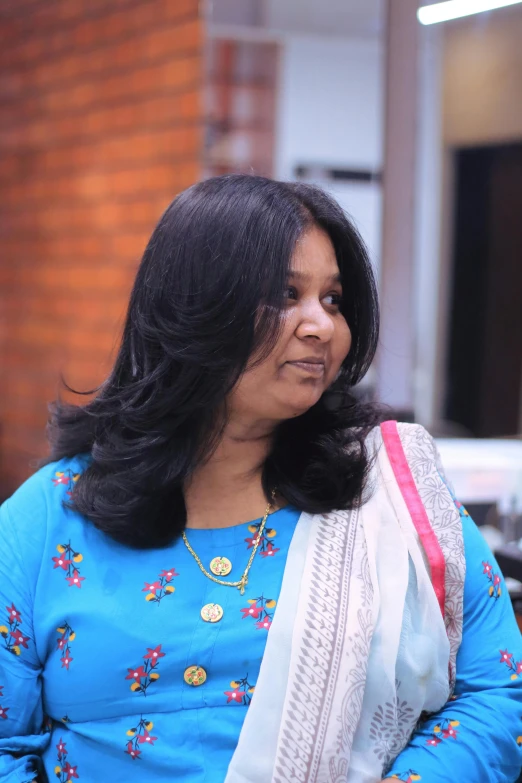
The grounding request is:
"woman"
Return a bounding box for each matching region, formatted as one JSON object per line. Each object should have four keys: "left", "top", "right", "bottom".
{"left": 0, "top": 175, "right": 521, "bottom": 783}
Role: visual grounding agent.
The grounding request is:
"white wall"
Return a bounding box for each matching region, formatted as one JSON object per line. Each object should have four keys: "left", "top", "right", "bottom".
{"left": 274, "top": 34, "right": 384, "bottom": 274}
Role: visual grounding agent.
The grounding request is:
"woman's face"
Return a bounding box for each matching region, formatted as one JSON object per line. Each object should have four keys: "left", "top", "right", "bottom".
{"left": 229, "top": 226, "right": 352, "bottom": 430}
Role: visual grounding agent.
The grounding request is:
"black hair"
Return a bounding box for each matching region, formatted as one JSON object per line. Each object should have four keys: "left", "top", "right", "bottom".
{"left": 47, "top": 174, "right": 383, "bottom": 548}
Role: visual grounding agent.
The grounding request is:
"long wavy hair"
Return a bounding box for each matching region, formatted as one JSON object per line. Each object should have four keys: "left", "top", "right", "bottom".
{"left": 48, "top": 174, "right": 383, "bottom": 548}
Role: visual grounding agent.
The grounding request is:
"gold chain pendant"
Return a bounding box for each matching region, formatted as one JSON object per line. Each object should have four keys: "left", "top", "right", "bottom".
{"left": 182, "top": 491, "right": 275, "bottom": 593}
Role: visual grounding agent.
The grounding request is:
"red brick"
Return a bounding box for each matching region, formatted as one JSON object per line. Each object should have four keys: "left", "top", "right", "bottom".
{"left": 0, "top": 1, "right": 203, "bottom": 488}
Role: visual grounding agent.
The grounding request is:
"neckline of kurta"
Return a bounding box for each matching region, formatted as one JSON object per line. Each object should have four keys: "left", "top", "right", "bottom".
{"left": 182, "top": 505, "right": 299, "bottom": 548}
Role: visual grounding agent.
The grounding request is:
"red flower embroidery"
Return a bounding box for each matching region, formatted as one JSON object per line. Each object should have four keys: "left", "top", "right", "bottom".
{"left": 62, "top": 761, "right": 79, "bottom": 779}
{"left": 225, "top": 674, "right": 255, "bottom": 706}
{"left": 52, "top": 543, "right": 85, "bottom": 587}
{"left": 142, "top": 581, "right": 162, "bottom": 593}
{"left": 126, "top": 648, "right": 164, "bottom": 695}
{"left": 260, "top": 542, "right": 280, "bottom": 558}
{"left": 499, "top": 648, "right": 522, "bottom": 679}
{"left": 225, "top": 689, "right": 246, "bottom": 703}
{"left": 52, "top": 555, "right": 72, "bottom": 571}
{"left": 56, "top": 739, "right": 79, "bottom": 783}
{"left": 52, "top": 475, "right": 69, "bottom": 486}
{"left": 441, "top": 725, "right": 458, "bottom": 739}
{"left": 55, "top": 623, "right": 75, "bottom": 672}
{"left": 126, "top": 740, "right": 142, "bottom": 759}
{"left": 10, "top": 629, "right": 29, "bottom": 648}
{"left": 143, "top": 569, "right": 178, "bottom": 604}
{"left": 124, "top": 717, "right": 157, "bottom": 759}
{"left": 245, "top": 522, "right": 278, "bottom": 557}
{"left": 60, "top": 653, "right": 73, "bottom": 670}
{"left": 159, "top": 568, "right": 178, "bottom": 582}
{"left": 2, "top": 602, "right": 28, "bottom": 656}
{"left": 66, "top": 569, "right": 85, "bottom": 589}
{"left": 126, "top": 665, "right": 148, "bottom": 682}
{"left": 425, "top": 719, "right": 459, "bottom": 746}
{"left": 240, "top": 605, "right": 263, "bottom": 619}
{"left": 240, "top": 596, "right": 277, "bottom": 631}
{"left": 137, "top": 729, "right": 157, "bottom": 745}
{"left": 52, "top": 469, "right": 80, "bottom": 497}
{"left": 5, "top": 604, "right": 21, "bottom": 623}
{"left": 144, "top": 645, "right": 165, "bottom": 662}
{"left": 126, "top": 740, "right": 141, "bottom": 759}
{"left": 0, "top": 706, "right": 8, "bottom": 719}
{"left": 483, "top": 561, "right": 502, "bottom": 599}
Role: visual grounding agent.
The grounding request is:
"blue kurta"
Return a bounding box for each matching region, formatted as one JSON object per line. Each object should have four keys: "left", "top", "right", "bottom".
{"left": 0, "top": 456, "right": 521, "bottom": 783}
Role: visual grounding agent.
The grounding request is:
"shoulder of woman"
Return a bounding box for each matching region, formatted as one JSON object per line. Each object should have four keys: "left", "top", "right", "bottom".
{"left": 0, "top": 455, "right": 89, "bottom": 556}
{"left": 367, "top": 420, "right": 437, "bottom": 455}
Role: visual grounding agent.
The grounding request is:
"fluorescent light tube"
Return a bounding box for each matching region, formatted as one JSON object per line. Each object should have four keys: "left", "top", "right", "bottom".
{"left": 418, "top": 0, "right": 522, "bottom": 25}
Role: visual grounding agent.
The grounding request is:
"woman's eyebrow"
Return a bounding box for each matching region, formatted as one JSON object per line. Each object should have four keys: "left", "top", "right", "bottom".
{"left": 287, "top": 270, "right": 342, "bottom": 284}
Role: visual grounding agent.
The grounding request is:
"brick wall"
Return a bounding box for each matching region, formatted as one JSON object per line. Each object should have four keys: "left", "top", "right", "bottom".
{"left": 0, "top": 0, "right": 204, "bottom": 495}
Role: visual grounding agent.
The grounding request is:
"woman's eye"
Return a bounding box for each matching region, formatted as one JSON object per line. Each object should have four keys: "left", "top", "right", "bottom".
{"left": 324, "top": 292, "right": 343, "bottom": 307}
{"left": 284, "top": 286, "right": 298, "bottom": 301}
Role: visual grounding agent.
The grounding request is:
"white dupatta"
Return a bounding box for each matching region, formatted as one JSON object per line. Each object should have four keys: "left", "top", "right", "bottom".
{"left": 225, "top": 423, "right": 465, "bottom": 783}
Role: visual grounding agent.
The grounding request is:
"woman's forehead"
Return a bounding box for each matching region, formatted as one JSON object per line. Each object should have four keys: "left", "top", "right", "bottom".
{"left": 289, "top": 229, "right": 341, "bottom": 279}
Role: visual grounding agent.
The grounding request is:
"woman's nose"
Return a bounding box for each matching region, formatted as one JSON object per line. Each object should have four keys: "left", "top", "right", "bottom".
{"left": 294, "top": 300, "right": 335, "bottom": 341}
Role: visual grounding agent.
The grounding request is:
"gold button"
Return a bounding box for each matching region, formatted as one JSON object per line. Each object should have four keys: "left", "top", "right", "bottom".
{"left": 184, "top": 665, "right": 207, "bottom": 686}
{"left": 201, "top": 603, "right": 224, "bottom": 623}
{"left": 210, "top": 556, "right": 232, "bottom": 577}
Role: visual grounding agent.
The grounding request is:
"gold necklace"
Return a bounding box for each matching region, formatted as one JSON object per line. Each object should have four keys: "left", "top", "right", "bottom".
{"left": 182, "top": 492, "right": 275, "bottom": 595}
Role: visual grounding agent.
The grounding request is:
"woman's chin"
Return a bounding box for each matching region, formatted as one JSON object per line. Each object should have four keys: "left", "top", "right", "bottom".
{"left": 280, "top": 390, "right": 324, "bottom": 419}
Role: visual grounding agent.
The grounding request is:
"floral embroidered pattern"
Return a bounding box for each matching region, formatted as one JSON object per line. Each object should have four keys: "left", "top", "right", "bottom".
{"left": 499, "top": 649, "right": 522, "bottom": 679}
{"left": 483, "top": 561, "right": 502, "bottom": 599}
{"left": 245, "top": 521, "right": 279, "bottom": 558}
{"left": 54, "top": 737, "right": 79, "bottom": 781}
{"left": 125, "top": 716, "right": 158, "bottom": 759}
{"left": 0, "top": 686, "right": 7, "bottom": 720}
{"left": 56, "top": 622, "right": 75, "bottom": 670}
{"left": 52, "top": 542, "right": 85, "bottom": 588}
{"left": 52, "top": 469, "right": 80, "bottom": 496}
{"left": 0, "top": 603, "right": 29, "bottom": 656}
{"left": 143, "top": 568, "right": 179, "bottom": 604}
{"left": 391, "top": 772, "right": 421, "bottom": 782}
{"left": 425, "top": 718, "right": 459, "bottom": 746}
{"left": 224, "top": 674, "right": 256, "bottom": 705}
{"left": 240, "top": 595, "right": 277, "bottom": 630}
{"left": 369, "top": 692, "right": 416, "bottom": 763}
{"left": 126, "top": 645, "right": 165, "bottom": 695}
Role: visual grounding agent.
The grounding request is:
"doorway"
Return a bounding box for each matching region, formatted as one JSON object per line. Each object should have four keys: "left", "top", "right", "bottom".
{"left": 445, "top": 143, "right": 522, "bottom": 437}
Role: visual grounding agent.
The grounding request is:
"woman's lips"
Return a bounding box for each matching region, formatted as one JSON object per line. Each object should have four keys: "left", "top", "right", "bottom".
{"left": 286, "top": 360, "right": 326, "bottom": 377}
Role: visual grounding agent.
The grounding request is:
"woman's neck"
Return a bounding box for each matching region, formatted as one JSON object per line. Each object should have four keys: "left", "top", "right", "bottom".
{"left": 184, "top": 419, "right": 277, "bottom": 530}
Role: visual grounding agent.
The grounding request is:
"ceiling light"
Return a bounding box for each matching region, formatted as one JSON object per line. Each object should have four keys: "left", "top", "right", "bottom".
{"left": 418, "top": 0, "right": 522, "bottom": 25}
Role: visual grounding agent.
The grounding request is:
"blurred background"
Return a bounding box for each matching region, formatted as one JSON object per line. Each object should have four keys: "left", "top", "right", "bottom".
{"left": 0, "top": 0, "right": 521, "bottom": 559}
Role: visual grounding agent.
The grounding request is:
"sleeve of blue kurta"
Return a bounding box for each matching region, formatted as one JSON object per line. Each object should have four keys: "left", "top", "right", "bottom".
{"left": 0, "top": 494, "right": 49, "bottom": 782}
{"left": 386, "top": 505, "right": 522, "bottom": 783}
